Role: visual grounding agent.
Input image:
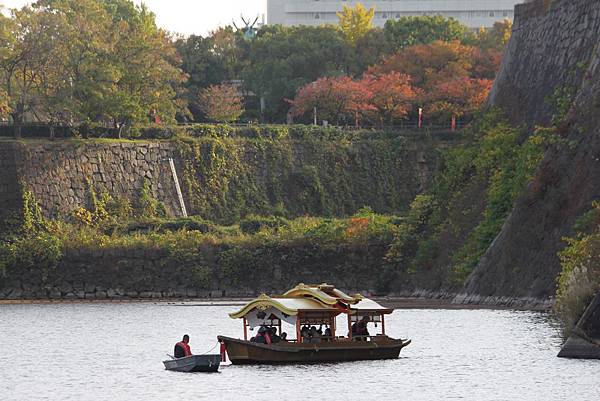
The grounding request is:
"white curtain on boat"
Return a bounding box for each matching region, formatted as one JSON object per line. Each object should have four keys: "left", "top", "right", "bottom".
{"left": 245, "top": 307, "right": 297, "bottom": 329}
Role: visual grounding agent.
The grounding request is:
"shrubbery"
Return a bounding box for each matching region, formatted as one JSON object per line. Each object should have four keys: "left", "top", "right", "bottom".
{"left": 373, "top": 110, "right": 547, "bottom": 288}
{"left": 0, "top": 189, "right": 62, "bottom": 281}
{"left": 0, "top": 122, "right": 462, "bottom": 141}
{"left": 556, "top": 201, "right": 600, "bottom": 336}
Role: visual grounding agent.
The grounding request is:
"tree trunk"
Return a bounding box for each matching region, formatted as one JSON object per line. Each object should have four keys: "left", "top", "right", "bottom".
{"left": 14, "top": 123, "right": 21, "bottom": 139}
{"left": 12, "top": 103, "right": 25, "bottom": 139}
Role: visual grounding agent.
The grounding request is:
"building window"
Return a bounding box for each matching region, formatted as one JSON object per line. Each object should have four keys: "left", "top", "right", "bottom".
{"left": 315, "top": 13, "right": 320, "bottom": 19}
{"left": 489, "top": 11, "right": 495, "bottom": 17}
{"left": 503, "top": 11, "right": 508, "bottom": 17}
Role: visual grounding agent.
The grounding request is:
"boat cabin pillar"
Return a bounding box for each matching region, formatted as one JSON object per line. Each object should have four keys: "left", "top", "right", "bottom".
{"left": 296, "top": 316, "right": 301, "bottom": 343}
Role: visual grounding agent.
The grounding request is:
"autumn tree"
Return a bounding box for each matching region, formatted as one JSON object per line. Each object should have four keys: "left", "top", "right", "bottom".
{"left": 337, "top": 2, "right": 375, "bottom": 44}
{"left": 290, "top": 76, "right": 372, "bottom": 126}
{"left": 197, "top": 83, "right": 244, "bottom": 123}
{"left": 368, "top": 40, "right": 500, "bottom": 106}
{"left": 368, "top": 41, "right": 478, "bottom": 89}
{"left": 429, "top": 77, "right": 492, "bottom": 121}
{"left": 362, "top": 72, "right": 421, "bottom": 125}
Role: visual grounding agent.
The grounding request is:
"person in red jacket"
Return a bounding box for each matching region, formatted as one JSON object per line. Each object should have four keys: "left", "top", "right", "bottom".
{"left": 174, "top": 334, "right": 192, "bottom": 358}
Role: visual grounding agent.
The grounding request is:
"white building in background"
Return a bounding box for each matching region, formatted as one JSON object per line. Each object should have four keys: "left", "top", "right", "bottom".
{"left": 267, "top": 0, "right": 523, "bottom": 29}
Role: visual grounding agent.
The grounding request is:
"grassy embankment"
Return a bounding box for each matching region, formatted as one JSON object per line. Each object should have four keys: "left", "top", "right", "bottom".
{"left": 0, "top": 117, "right": 548, "bottom": 295}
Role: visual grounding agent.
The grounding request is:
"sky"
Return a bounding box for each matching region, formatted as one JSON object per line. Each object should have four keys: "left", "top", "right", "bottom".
{"left": 1, "top": 0, "right": 267, "bottom": 36}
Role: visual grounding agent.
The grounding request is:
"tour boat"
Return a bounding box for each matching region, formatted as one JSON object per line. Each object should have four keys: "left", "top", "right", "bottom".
{"left": 217, "top": 283, "right": 411, "bottom": 365}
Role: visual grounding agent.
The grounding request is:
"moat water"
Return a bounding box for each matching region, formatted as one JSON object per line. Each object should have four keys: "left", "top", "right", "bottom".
{"left": 1, "top": 303, "right": 598, "bottom": 401}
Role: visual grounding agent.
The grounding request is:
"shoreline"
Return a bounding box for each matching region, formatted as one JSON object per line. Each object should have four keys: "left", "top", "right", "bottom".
{"left": 0, "top": 296, "right": 553, "bottom": 311}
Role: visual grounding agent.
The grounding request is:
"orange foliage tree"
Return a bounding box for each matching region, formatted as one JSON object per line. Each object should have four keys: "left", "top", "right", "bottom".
{"left": 197, "top": 83, "right": 244, "bottom": 122}
{"left": 367, "top": 40, "right": 497, "bottom": 123}
{"left": 362, "top": 72, "right": 422, "bottom": 125}
{"left": 291, "top": 73, "right": 424, "bottom": 126}
{"left": 291, "top": 40, "right": 498, "bottom": 126}
{"left": 289, "top": 76, "right": 373, "bottom": 125}
{"left": 428, "top": 77, "right": 492, "bottom": 120}
{"left": 368, "top": 41, "right": 476, "bottom": 89}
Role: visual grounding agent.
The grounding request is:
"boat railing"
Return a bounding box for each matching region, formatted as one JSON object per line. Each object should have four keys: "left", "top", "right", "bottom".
{"left": 348, "top": 335, "right": 392, "bottom": 342}
{"left": 275, "top": 335, "right": 391, "bottom": 344}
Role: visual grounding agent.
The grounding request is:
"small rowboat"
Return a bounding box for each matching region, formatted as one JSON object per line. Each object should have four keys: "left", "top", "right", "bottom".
{"left": 162, "top": 354, "right": 221, "bottom": 372}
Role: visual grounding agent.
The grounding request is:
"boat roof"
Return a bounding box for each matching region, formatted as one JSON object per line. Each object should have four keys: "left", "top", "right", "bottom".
{"left": 229, "top": 294, "right": 339, "bottom": 319}
{"left": 349, "top": 298, "right": 393, "bottom": 314}
{"left": 283, "top": 283, "right": 362, "bottom": 305}
{"left": 229, "top": 283, "right": 393, "bottom": 319}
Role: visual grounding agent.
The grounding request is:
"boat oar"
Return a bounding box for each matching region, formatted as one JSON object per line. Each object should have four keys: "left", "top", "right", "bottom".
{"left": 166, "top": 354, "right": 175, "bottom": 360}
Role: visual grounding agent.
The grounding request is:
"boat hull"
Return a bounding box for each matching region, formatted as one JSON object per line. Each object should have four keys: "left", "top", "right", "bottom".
{"left": 218, "top": 335, "right": 410, "bottom": 365}
{"left": 162, "top": 354, "right": 221, "bottom": 372}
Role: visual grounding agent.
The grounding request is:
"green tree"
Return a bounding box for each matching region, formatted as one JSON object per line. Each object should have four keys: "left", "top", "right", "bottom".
{"left": 0, "top": 5, "right": 63, "bottom": 137}
{"left": 475, "top": 20, "right": 513, "bottom": 50}
{"left": 1, "top": 0, "right": 187, "bottom": 135}
{"left": 348, "top": 28, "right": 391, "bottom": 76}
{"left": 176, "top": 27, "right": 245, "bottom": 121}
{"left": 337, "top": 2, "right": 375, "bottom": 44}
{"left": 34, "top": 0, "right": 116, "bottom": 129}
{"left": 243, "top": 25, "right": 350, "bottom": 122}
{"left": 384, "top": 15, "right": 473, "bottom": 52}
{"left": 98, "top": 0, "right": 187, "bottom": 134}
{"left": 0, "top": 89, "right": 9, "bottom": 118}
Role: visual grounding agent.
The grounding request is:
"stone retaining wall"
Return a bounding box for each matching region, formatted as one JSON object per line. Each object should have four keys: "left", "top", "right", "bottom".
{"left": 489, "top": 0, "right": 600, "bottom": 127}
{"left": 0, "top": 137, "right": 446, "bottom": 222}
{"left": 10, "top": 141, "right": 184, "bottom": 218}
{"left": 465, "top": 0, "right": 600, "bottom": 300}
{"left": 0, "top": 142, "right": 22, "bottom": 221}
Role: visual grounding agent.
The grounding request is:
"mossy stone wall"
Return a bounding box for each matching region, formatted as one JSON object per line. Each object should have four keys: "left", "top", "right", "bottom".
{"left": 0, "top": 135, "right": 453, "bottom": 223}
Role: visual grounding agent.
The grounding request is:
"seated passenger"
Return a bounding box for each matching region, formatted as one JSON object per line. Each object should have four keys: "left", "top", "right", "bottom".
{"left": 309, "top": 326, "right": 321, "bottom": 343}
{"left": 270, "top": 327, "right": 281, "bottom": 343}
{"left": 255, "top": 326, "right": 272, "bottom": 344}
{"left": 280, "top": 332, "right": 288, "bottom": 342}
{"left": 174, "top": 334, "right": 192, "bottom": 358}
{"left": 301, "top": 326, "right": 311, "bottom": 342}
{"left": 352, "top": 316, "right": 370, "bottom": 340}
{"left": 324, "top": 327, "right": 332, "bottom": 341}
